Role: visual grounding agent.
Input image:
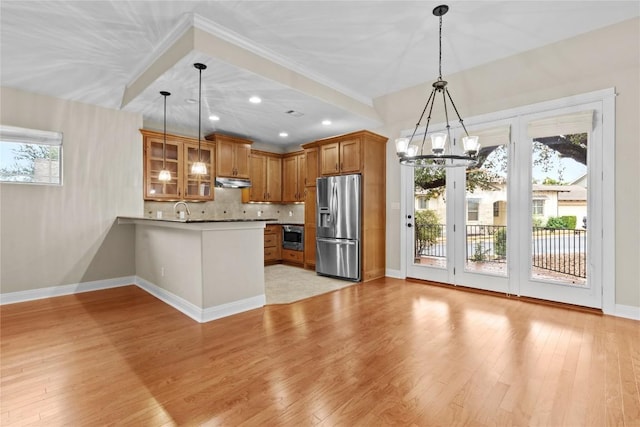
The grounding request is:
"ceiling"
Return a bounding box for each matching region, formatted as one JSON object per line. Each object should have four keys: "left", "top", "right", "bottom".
{"left": 1, "top": 1, "right": 638, "bottom": 150}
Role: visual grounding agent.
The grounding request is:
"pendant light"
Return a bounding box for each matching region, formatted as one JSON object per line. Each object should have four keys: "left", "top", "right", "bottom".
{"left": 395, "top": 4, "right": 480, "bottom": 168}
{"left": 158, "top": 91, "right": 172, "bottom": 182}
{"left": 191, "top": 62, "right": 208, "bottom": 175}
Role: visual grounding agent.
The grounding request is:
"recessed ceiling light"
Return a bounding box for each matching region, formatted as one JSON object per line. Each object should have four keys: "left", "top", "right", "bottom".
{"left": 209, "top": 115, "right": 220, "bottom": 121}
{"left": 279, "top": 132, "right": 288, "bottom": 137}
{"left": 322, "top": 119, "right": 332, "bottom": 126}
{"left": 249, "top": 96, "right": 262, "bottom": 104}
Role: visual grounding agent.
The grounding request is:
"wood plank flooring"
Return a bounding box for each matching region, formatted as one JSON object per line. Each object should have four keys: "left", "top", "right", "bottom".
{"left": 1, "top": 278, "right": 639, "bottom": 426}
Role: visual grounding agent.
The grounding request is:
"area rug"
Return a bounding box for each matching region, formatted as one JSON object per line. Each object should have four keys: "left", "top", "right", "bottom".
{"left": 265, "top": 264, "right": 357, "bottom": 304}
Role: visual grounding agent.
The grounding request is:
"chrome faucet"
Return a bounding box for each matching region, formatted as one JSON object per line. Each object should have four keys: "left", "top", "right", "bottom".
{"left": 174, "top": 201, "right": 191, "bottom": 218}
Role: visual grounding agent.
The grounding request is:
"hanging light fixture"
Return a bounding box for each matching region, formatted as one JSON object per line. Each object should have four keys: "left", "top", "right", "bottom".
{"left": 191, "top": 62, "right": 208, "bottom": 175}
{"left": 396, "top": 4, "right": 480, "bottom": 168}
{"left": 158, "top": 91, "right": 172, "bottom": 182}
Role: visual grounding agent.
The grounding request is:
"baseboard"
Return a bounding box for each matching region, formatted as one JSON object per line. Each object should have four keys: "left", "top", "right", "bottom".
{"left": 0, "top": 276, "right": 136, "bottom": 305}
{"left": 135, "top": 277, "right": 204, "bottom": 322}
{"left": 385, "top": 269, "right": 404, "bottom": 279}
{"left": 135, "top": 277, "right": 265, "bottom": 323}
{"left": 201, "top": 295, "right": 266, "bottom": 323}
{"left": 613, "top": 304, "right": 640, "bottom": 321}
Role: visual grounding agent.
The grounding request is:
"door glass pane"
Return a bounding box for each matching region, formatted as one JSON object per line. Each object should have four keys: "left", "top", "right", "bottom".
{"left": 530, "top": 132, "right": 588, "bottom": 286}
{"left": 464, "top": 139, "right": 509, "bottom": 276}
{"left": 413, "top": 166, "right": 447, "bottom": 268}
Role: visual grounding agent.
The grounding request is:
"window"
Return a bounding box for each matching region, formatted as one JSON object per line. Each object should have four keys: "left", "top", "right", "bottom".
{"left": 493, "top": 201, "right": 500, "bottom": 217}
{"left": 0, "top": 125, "right": 62, "bottom": 185}
{"left": 467, "top": 199, "right": 480, "bottom": 221}
{"left": 532, "top": 199, "right": 544, "bottom": 216}
{"left": 416, "top": 196, "right": 429, "bottom": 210}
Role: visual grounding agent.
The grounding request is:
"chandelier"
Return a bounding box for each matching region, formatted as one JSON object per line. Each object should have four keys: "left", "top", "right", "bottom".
{"left": 396, "top": 4, "right": 479, "bottom": 168}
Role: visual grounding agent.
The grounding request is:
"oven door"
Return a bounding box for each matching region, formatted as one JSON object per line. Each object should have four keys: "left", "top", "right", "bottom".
{"left": 282, "top": 226, "right": 303, "bottom": 250}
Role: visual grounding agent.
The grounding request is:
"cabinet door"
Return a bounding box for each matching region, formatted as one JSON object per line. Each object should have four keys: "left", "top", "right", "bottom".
{"left": 234, "top": 143, "right": 251, "bottom": 179}
{"left": 339, "top": 138, "right": 361, "bottom": 173}
{"left": 183, "top": 143, "right": 214, "bottom": 201}
{"left": 304, "top": 147, "right": 318, "bottom": 187}
{"left": 296, "top": 153, "right": 306, "bottom": 201}
{"left": 282, "top": 155, "right": 298, "bottom": 202}
{"left": 320, "top": 142, "right": 340, "bottom": 175}
{"left": 249, "top": 153, "right": 266, "bottom": 202}
{"left": 266, "top": 156, "right": 282, "bottom": 202}
{"left": 144, "top": 137, "right": 181, "bottom": 200}
{"left": 304, "top": 186, "right": 317, "bottom": 268}
{"left": 216, "top": 139, "right": 235, "bottom": 177}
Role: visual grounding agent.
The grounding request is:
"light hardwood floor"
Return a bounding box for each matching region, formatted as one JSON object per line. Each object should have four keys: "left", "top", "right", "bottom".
{"left": 1, "top": 278, "right": 639, "bottom": 426}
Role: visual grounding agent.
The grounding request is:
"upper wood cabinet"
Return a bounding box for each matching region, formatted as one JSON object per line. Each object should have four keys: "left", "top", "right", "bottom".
{"left": 319, "top": 138, "right": 361, "bottom": 175}
{"left": 183, "top": 142, "right": 215, "bottom": 200}
{"left": 304, "top": 146, "right": 319, "bottom": 187}
{"left": 142, "top": 129, "right": 214, "bottom": 201}
{"left": 243, "top": 151, "right": 282, "bottom": 203}
{"left": 282, "top": 151, "right": 306, "bottom": 203}
{"left": 206, "top": 133, "right": 252, "bottom": 179}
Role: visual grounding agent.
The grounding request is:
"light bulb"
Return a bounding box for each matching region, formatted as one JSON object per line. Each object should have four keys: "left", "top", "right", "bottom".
{"left": 431, "top": 133, "right": 447, "bottom": 154}
{"left": 406, "top": 145, "right": 419, "bottom": 157}
{"left": 462, "top": 135, "right": 480, "bottom": 154}
{"left": 191, "top": 162, "right": 207, "bottom": 175}
{"left": 158, "top": 170, "right": 171, "bottom": 181}
{"left": 395, "top": 137, "right": 409, "bottom": 156}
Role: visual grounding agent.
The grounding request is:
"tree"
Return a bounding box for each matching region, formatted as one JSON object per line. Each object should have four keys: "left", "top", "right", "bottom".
{"left": 414, "top": 209, "right": 441, "bottom": 255}
{"left": 0, "top": 144, "right": 59, "bottom": 180}
{"left": 414, "top": 133, "right": 586, "bottom": 195}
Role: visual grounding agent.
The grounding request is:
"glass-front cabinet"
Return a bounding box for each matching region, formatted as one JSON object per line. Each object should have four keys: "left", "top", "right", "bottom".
{"left": 142, "top": 129, "right": 214, "bottom": 201}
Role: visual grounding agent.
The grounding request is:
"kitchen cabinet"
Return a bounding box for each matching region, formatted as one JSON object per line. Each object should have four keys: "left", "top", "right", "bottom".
{"left": 303, "top": 130, "right": 387, "bottom": 281}
{"left": 319, "top": 138, "right": 361, "bottom": 175}
{"left": 142, "top": 129, "right": 214, "bottom": 201}
{"left": 207, "top": 133, "right": 251, "bottom": 179}
{"left": 282, "top": 248, "right": 303, "bottom": 266}
{"left": 304, "top": 146, "right": 319, "bottom": 187}
{"left": 304, "top": 186, "right": 317, "bottom": 270}
{"left": 264, "top": 224, "right": 282, "bottom": 264}
{"left": 282, "top": 151, "right": 306, "bottom": 202}
{"left": 182, "top": 142, "right": 215, "bottom": 200}
{"left": 243, "top": 151, "right": 282, "bottom": 203}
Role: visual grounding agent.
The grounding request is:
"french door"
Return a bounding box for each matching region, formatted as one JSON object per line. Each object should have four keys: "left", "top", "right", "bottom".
{"left": 404, "top": 100, "right": 604, "bottom": 309}
{"left": 405, "top": 120, "right": 514, "bottom": 294}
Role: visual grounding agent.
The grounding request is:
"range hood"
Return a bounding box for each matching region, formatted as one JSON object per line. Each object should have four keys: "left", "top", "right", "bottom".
{"left": 215, "top": 177, "right": 252, "bottom": 188}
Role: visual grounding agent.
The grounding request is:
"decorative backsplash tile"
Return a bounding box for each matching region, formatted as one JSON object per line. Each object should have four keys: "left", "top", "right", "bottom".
{"left": 144, "top": 188, "right": 305, "bottom": 223}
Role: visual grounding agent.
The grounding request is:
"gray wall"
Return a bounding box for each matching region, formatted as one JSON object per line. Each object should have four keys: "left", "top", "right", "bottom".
{"left": 378, "top": 18, "right": 640, "bottom": 309}
{"left": 0, "top": 87, "right": 143, "bottom": 293}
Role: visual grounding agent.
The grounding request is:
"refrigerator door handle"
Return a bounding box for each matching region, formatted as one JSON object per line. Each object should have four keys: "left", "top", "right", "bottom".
{"left": 317, "top": 238, "right": 357, "bottom": 245}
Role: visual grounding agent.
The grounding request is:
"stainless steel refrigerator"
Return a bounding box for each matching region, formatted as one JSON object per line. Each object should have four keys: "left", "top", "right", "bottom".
{"left": 316, "top": 174, "right": 361, "bottom": 281}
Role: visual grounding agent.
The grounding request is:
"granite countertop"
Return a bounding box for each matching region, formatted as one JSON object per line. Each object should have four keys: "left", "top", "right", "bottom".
{"left": 118, "top": 216, "right": 278, "bottom": 223}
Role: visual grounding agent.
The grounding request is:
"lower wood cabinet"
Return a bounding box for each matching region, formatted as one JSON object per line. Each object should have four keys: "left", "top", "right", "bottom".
{"left": 264, "top": 224, "right": 281, "bottom": 264}
{"left": 282, "top": 248, "right": 304, "bottom": 266}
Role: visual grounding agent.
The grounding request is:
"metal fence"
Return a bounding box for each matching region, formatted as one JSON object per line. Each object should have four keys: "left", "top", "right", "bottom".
{"left": 532, "top": 227, "right": 586, "bottom": 278}
{"left": 414, "top": 224, "right": 586, "bottom": 278}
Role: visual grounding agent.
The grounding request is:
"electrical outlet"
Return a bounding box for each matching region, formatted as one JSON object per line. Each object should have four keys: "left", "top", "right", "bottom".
{"left": 288, "top": 211, "right": 293, "bottom": 217}
{"left": 161, "top": 267, "right": 165, "bottom": 277}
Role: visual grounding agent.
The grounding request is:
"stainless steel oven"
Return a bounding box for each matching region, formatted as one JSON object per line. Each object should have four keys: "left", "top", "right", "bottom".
{"left": 282, "top": 225, "right": 304, "bottom": 251}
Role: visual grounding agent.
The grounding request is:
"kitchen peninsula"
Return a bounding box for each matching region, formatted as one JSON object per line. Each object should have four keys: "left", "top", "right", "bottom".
{"left": 118, "top": 217, "right": 273, "bottom": 322}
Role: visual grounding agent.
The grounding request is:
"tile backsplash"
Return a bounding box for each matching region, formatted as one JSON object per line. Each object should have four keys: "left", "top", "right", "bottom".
{"left": 144, "top": 188, "right": 305, "bottom": 223}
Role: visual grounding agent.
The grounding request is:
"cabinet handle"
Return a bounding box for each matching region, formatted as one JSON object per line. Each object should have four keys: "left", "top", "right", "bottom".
{"left": 335, "top": 163, "right": 338, "bottom": 171}
{"left": 267, "top": 192, "right": 270, "bottom": 199}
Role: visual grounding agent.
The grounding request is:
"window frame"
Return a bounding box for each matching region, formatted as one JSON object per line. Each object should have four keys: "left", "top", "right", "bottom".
{"left": 0, "top": 125, "right": 63, "bottom": 185}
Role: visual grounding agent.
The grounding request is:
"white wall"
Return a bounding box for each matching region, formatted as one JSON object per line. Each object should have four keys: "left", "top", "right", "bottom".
{"left": 0, "top": 87, "right": 143, "bottom": 293}
{"left": 377, "top": 18, "right": 640, "bottom": 308}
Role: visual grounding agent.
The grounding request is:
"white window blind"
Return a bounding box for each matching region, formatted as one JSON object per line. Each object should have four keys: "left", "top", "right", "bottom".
{"left": 527, "top": 110, "right": 594, "bottom": 139}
